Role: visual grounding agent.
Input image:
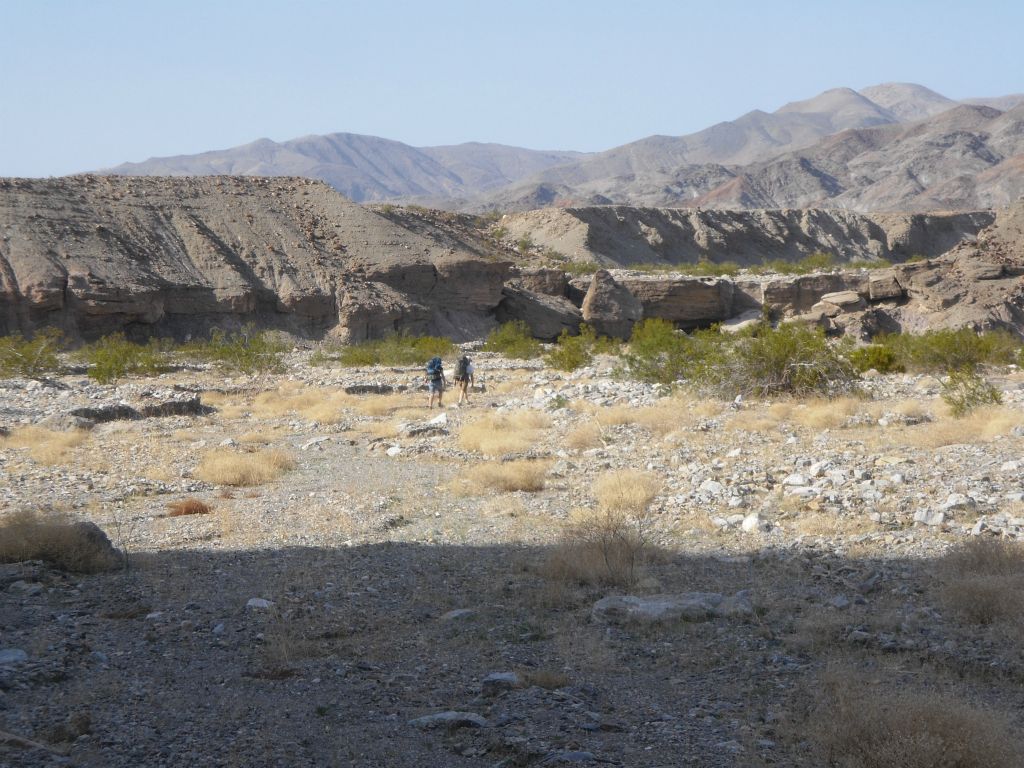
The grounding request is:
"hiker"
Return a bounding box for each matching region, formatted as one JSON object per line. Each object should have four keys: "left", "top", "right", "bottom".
{"left": 425, "top": 355, "right": 447, "bottom": 408}
{"left": 453, "top": 354, "right": 475, "bottom": 405}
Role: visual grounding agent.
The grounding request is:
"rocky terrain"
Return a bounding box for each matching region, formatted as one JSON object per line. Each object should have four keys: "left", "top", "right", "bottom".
{"left": 99, "top": 83, "right": 1024, "bottom": 213}
{"left": 3, "top": 348, "right": 1024, "bottom": 766}
{"left": 4, "top": 176, "right": 1024, "bottom": 345}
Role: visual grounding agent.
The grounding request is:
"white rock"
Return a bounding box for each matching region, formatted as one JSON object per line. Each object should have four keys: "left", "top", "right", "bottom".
{"left": 246, "top": 598, "right": 274, "bottom": 610}
{"left": 1000, "top": 460, "right": 1020, "bottom": 472}
{"left": 699, "top": 479, "right": 725, "bottom": 496}
{"left": 740, "top": 513, "right": 763, "bottom": 533}
{"left": 385, "top": 446, "right": 402, "bottom": 457}
{"left": 409, "top": 711, "right": 487, "bottom": 729}
{"left": 913, "top": 510, "right": 945, "bottom": 526}
{"left": 428, "top": 412, "right": 448, "bottom": 426}
{"left": 0, "top": 648, "right": 28, "bottom": 665}
{"left": 782, "top": 473, "right": 807, "bottom": 486}
{"left": 941, "top": 493, "right": 973, "bottom": 511}
{"left": 592, "top": 591, "right": 753, "bottom": 623}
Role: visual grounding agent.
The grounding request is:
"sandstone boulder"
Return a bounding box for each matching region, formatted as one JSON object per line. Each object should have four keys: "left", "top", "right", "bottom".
{"left": 618, "top": 276, "right": 734, "bottom": 329}
{"left": 495, "top": 286, "right": 581, "bottom": 341}
{"left": 581, "top": 270, "right": 643, "bottom": 340}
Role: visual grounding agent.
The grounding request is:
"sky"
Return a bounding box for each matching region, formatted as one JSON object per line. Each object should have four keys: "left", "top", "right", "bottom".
{"left": 2, "top": 0, "right": 1022, "bottom": 177}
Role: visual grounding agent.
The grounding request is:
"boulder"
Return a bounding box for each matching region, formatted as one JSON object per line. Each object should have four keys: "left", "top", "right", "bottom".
{"left": 581, "top": 270, "right": 643, "bottom": 340}
{"left": 867, "top": 271, "right": 905, "bottom": 301}
{"left": 591, "top": 591, "right": 753, "bottom": 623}
{"left": 618, "top": 276, "right": 734, "bottom": 329}
{"left": 495, "top": 286, "right": 582, "bottom": 341}
{"left": 513, "top": 268, "right": 569, "bottom": 297}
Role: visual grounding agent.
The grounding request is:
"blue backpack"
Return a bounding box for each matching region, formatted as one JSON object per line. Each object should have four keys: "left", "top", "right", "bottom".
{"left": 426, "top": 356, "right": 443, "bottom": 381}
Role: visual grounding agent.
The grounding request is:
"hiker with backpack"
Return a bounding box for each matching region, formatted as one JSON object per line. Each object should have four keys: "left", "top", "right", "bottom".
{"left": 425, "top": 356, "right": 447, "bottom": 408}
{"left": 453, "top": 355, "right": 475, "bottom": 405}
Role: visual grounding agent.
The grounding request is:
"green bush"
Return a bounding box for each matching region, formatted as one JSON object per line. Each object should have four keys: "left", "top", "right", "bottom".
{"left": 749, "top": 251, "right": 837, "bottom": 275}
{"left": 0, "top": 328, "right": 64, "bottom": 379}
{"left": 542, "top": 324, "right": 618, "bottom": 372}
{"left": 941, "top": 368, "right": 1002, "bottom": 417}
{"left": 330, "top": 334, "right": 456, "bottom": 367}
{"left": 620, "top": 318, "right": 692, "bottom": 384}
{"left": 483, "top": 321, "right": 541, "bottom": 359}
{"left": 184, "top": 326, "right": 287, "bottom": 374}
{"left": 874, "top": 329, "right": 1021, "bottom": 373}
{"left": 849, "top": 344, "right": 905, "bottom": 374}
{"left": 77, "top": 333, "right": 167, "bottom": 384}
{"left": 847, "top": 258, "right": 893, "bottom": 270}
{"left": 517, "top": 236, "right": 534, "bottom": 254}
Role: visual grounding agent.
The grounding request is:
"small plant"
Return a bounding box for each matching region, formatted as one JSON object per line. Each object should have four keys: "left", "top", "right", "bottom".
{"left": 937, "top": 538, "right": 1024, "bottom": 626}
{"left": 483, "top": 321, "right": 541, "bottom": 359}
{"left": 77, "top": 332, "right": 166, "bottom": 383}
{"left": 195, "top": 449, "right": 296, "bottom": 486}
{"left": 847, "top": 258, "right": 893, "bottom": 269}
{"left": 0, "top": 328, "right": 64, "bottom": 379}
{"left": 562, "top": 261, "right": 601, "bottom": 276}
{"left": 544, "top": 328, "right": 593, "bottom": 371}
{"left": 874, "top": 328, "right": 1021, "bottom": 372}
{"left": 620, "top": 318, "right": 691, "bottom": 384}
{"left": 516, "top": 235, "right": 534, "bottom": 254}
{"left": 546, "top": 394, "right": 570, "bottom": 411}
{"left": 941, "top": 368, "right": 1002, "bottom": 417}
{"left": 461, "top": 460, "right": 550, "bottom": 492}
{"left": 167, "top": 498, "right": 213, "bottom": 517}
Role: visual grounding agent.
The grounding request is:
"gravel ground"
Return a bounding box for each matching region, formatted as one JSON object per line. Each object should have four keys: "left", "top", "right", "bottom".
{"left": 3, "top": 353, "right": 1024, "bottom": 766}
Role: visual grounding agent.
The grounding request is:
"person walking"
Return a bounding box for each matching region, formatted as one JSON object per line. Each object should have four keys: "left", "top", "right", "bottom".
{"left": 453, "top": 355, "right": 475, "bottom": 405}
{"left": 425, "top": 356, "right": 447, "bottom": 408}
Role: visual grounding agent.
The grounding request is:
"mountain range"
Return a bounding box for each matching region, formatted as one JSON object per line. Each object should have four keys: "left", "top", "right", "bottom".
{"left": 103, "top": 83, "right": 1024, "bottom": 213}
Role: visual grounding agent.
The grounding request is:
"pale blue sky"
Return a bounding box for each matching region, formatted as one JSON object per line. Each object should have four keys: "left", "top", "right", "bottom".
{"left": 1, "top": 0, "right": 1021, "bottom": 176}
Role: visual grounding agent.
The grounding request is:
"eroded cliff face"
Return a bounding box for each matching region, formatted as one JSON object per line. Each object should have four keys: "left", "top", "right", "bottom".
{"left": 0, "top": 176, "right": 509, "bottom": 341}
{"left": 500, "top": 206, "right": 996, "bottom": 267}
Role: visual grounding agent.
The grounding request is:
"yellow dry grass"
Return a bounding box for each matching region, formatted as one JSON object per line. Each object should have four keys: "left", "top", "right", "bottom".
{"left": 194, "top": 449, "right": 296, "bottom": 487}
{"left": 458, "top": 411, "right": 551, "bottom": 455}
{"left": 937, "top": 538, "right": 1024, "bottom": 626}
{"left": 0, "top": 426, "right": 89, "bottom": 465}
{"left": 899, "top": 406, "right": 1024, "bottom": 449}
{"left": 564, "top": 420, "right": 604, "bottom": 450}
{"left": 458, "top": 460, "right": 550, "bottom": 492}
{"left": 251, "top": 386, "right": 351, "bottom": 424}
{"left": 593, "top": 469, "right": 662, "bottom": 513}
{"left": 0, "top": 509, "right": 120, "bottom": 573}
{"left": 349, "top": 394, "right": 418, "bottom": 417}
{"left": 790, "top": 396, "right": 866, "bottom": 429}
{"left": 726, "top": 402, "right": 794, "bottom": 433}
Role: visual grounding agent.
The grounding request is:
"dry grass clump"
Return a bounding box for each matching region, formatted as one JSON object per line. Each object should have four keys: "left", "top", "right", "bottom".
{"left": 459, "top": 460, "right": 550, "bottom": 493}
{"left": 0, "top": 509, "right": 120, "bottom": 573}
{"left": 593, "top": 398, "right": 722, "bottom": 437}
{"left": 167, "top": 498, "right": 213, "bottom": 517}
{"left": 803, "top": 670, "right": 1023, "bottom": 768}
{"left": 790, "top": 396, "right": 866, "bottom": 429}
{"left": 0, "top": 426, "right": 89, "bottom": 464}
{"left": 593, "top": 469, "right": 662, "bottom": 513}
{"left": 726, "top": 402, "right": 794, "bottom": 433}
{"left": 902, "top": 405, "right": 1024, "bottom": 448}
{"left": 936, "top": 538, "right": 1024, "bottom": 625}
{"left": 564, "top": 420, "right": 604, "bottom": 450}
{"left": 195, "top": 449, "right": 296, "bottom": 487}
{"left": 349, "top": 393, "right": 415, "bottom": 417}
{"left": 545, "top": 470, "right": 663, "bottom": 587}
{"left": 252, "top": 385, "right": 351, "bottom": 424}
{"left": 458, "top": 411, "right": 551, "bottom": 455}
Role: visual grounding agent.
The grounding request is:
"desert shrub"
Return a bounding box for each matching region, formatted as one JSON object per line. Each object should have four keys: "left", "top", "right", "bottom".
{"left": 848, "top": 344, "right": 904, "bottom": 374}
{"left": 697, "top": 323, "right": 857, "bottom": 398}
{"left": 185, "top": 326, "right": 287, "bottom": 374}
{"left": 331, "top": 334, "right": 456, "bottom": 367}
{"left": 77, "top": 333, "right": 166, "bottom": 383}
{"left": 483, "top": 321, "right": 541, "bottom": 359}
{"left": 875, "top": 329, "right": 1021, "bottom": 373}
{"left": 803, "top": 671, "right": 1023, "bottom": 768}
{"left": 546, "top": 470, "right": 661, "bottom": 587}
{"left": 543, "top": 324, "right": 617, "bottom": 371}
{"left": 941, "top": 368, "right": 1002, "bottom": 417}
{"left": 516, "top": 235, "right": 534, "bottom": 254}
{"left": 937, "top": 538, "right": 1024, "bottom": 625}
{"left": 749, "top": 251, "right": 837, "bottom": 275}
{"left": 167, "top": 498, "right": 213, "bottom": 517}
{"left": 459, "top": 411, "right": 550, "bottom": 455}
{"left": 195, "top": 449, "right": 296, "bottom": 486}
{"left": 0, "top": 328, "right": 64, "bottom": 379}
{"left": 620, "top": 318, "right": 690, "bottom": 384}
{"left": 847, "top": 258, "right": 893, "bottom": 269}
{"left": 0, "top": 510, "right": 120, "bottom": 573}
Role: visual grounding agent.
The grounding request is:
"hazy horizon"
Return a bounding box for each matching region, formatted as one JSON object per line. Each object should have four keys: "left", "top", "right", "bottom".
{"left": 2, "top": 0, "right": 1022, "bottom": 176}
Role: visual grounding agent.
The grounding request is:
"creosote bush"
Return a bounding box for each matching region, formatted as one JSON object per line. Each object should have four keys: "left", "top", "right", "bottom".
{"left": 848, "top": 344, "right": 904, "bottom": 374}
{"left": 0, "top": 510, "right": 120, "bottom": 573}
{"left": 0, "top": 328, "right": 64, "bottom": 379}
{"left": 940, "top": 368, "right": 1002, "bottom": 417}
{"left": 871, "top": 328, "right": 1021, "bottom": 373}
{"left": 544, "top": 324, "right": 619, "bottom": 371}
{"left": 77, "top": 332, "right": 167, "bottom": 383}
{"left": 482, "top": 320, "right": 541, "bottom": 359}
{"left": 184, "top": 326, "right": 287, "bottom": 374}
{"left": 326, "top": 333, "right": 456, "bottom": 367}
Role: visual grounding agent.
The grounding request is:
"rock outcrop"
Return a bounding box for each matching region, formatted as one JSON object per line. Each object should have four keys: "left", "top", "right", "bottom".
{"left": 0, "top": 176, "right": 510, "bottom": 341}
{"left": 581, "top": 270, "right": 643, "bottom": 340}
